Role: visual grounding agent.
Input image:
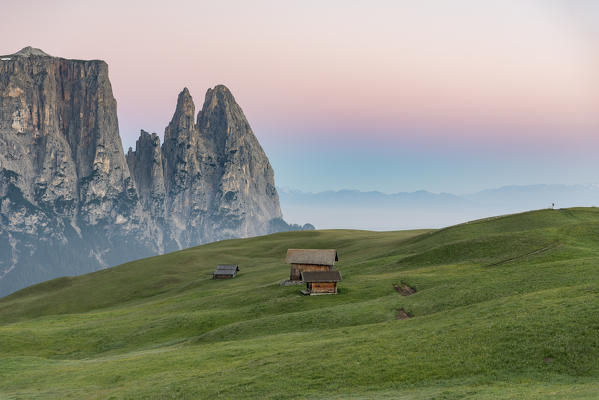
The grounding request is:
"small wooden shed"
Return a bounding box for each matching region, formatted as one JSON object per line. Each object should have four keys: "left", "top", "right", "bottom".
{"left": 213, "top": 264, "right": 239, "bottom": 279}
{"left": 285, "top": 249, "right": 338, "bottom": 281}
{"left": 301, "top": 270, "right": 342, "bottom": 295}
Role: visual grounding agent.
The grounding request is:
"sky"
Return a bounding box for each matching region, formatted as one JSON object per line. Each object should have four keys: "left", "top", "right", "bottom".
{"left": 2, "top": 0, "right": 598, "bottom": 194}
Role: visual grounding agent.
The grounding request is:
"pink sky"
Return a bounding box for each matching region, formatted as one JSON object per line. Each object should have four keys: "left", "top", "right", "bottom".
{"left": 2, "top": 0, "right": 598, "bottom": 192}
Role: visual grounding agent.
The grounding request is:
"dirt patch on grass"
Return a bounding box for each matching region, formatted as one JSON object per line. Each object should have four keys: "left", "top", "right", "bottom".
{"left": 393, "top": 283, "right": 416, "bottom": 296}
{"left": 396, "top": 308, "right": 411, "bottom": 320}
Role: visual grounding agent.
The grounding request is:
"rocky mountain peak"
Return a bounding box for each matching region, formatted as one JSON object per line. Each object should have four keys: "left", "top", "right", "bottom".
{"left": 199, "top": 84, "right": 236, "bottom": 118}
{"left": 11, "top": 46, "right": 51, "bottom": 57}
{"left": 205, "top": 84, "right": 234, "bottom": 103}
{"left": 164, "top": 88, "right": 195, "bottom": 142}
{"left": 197, "top": 84, "right": 253, "bottom": 151}
{"left": 157, "top": 85, "right": 283, "bottom": 246}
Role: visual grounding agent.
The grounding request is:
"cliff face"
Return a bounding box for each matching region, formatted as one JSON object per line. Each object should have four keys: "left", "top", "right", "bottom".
{"left": 126, "top": 131, "right": 166, "bottom": 219}
{"left": 0, "top": 48, "right": 284, "bottom": 296}
{"left": 0, "top": 47, "right": 160, "bottom": 295}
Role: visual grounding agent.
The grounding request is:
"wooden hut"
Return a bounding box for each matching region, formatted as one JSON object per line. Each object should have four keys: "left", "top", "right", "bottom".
{"left": 285, "top": 249, "right": 338, "bottom": 281}
{"left": 213, "top": 264, "right": 239, "bottom": 279}
{"left": 301, "top": 271, "right": 342, "bottom": 295}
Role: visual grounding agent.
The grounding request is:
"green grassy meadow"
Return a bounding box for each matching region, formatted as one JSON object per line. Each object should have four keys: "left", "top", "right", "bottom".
{"left": 1, "top": 208, "right": 599, "bottom": 399}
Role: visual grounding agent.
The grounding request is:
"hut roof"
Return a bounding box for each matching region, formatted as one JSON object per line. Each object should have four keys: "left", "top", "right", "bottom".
{"left": 216, "top": 264, "right": 239, "bottom": 271}
{"left": 285, "top": 249, "right": 338, "bottom": 266}
{"left": 301, "top": 270, "right": 342, "bottom": 283}
{"left": 214, "top": 265, "right": 239, "bottom": 276}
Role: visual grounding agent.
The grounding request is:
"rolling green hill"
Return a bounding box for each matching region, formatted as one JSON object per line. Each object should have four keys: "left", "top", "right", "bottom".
{"left": 1, "top": 208, "right": 599, "bottom": 399}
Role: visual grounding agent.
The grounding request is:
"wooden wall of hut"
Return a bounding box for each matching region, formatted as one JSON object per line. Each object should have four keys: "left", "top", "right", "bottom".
{"left": 309, "top": 282, "right": 337, "bottom": 294}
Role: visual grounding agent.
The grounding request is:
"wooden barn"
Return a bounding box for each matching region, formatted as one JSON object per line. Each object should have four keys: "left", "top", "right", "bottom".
{"left": 285, "top": 249, "right": 338, "bottom": 281}
{"left": 213, "top": 264, "right": 239, "bottom": 279}
{"left": 301, "top": 271, "right": 342, "bottom": 295}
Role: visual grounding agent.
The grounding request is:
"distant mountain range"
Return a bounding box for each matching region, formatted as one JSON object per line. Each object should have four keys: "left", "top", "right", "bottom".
{"left": 278, "top": 184, "right": 599, "bottom": 230}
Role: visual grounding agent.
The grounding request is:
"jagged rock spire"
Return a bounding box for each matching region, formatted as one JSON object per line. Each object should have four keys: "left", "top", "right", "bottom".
{"left": 196, "top": 85, "right": 282, "bottom": 237}
{"left": 138, "top": 84, "right": 283, "bottom": 247}
{"left": 164, "top": 87, "right": 195, "bottom": 142}
{"left": 126, "top": 130, "right": 166, "bottom": 216}
{"left": 196, "top": 85, "right": 251, "bottom": 151}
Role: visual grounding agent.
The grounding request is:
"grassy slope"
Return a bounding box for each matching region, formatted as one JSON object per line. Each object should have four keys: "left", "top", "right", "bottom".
{"left": 1, "top": 208, "right": 599, "bottom": 399}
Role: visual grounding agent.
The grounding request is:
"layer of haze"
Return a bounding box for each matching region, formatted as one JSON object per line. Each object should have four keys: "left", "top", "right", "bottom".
{"left": 2, "top": 0, "right": 598, "bottom": 195}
